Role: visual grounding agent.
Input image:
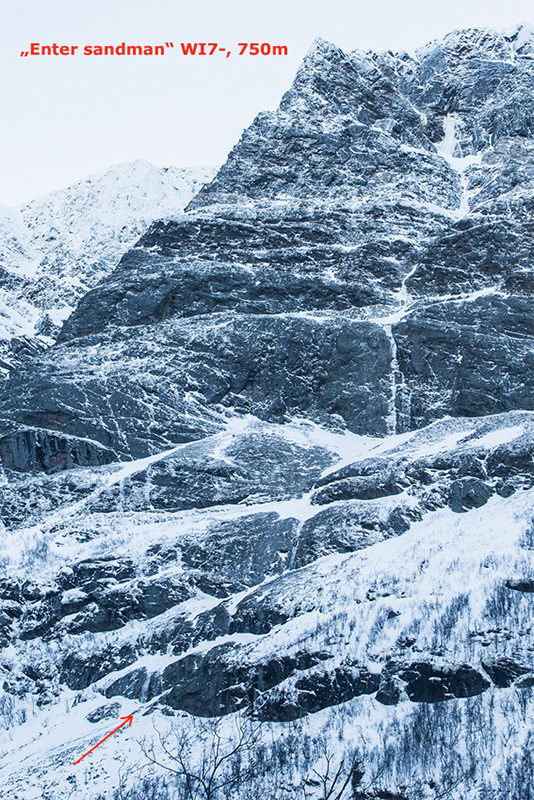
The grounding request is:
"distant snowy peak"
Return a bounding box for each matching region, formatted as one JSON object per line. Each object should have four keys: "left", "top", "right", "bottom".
{"left": 0, "top": 161, "right": 216, "bottom": 348}
{"left": 20, "top": 159, "right": 216, "bottom": 250}
{"left": 17, "top": 159, "right": 216, "bottom": 273}
{"left": 0, "top": 204, "right": 38, "bottom": 276}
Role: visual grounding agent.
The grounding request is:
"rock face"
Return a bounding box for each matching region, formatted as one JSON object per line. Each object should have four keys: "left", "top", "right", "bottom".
{"left": 1, "top": 29, "right": 531, "bottom": 450}
{"left": 376, "top": 661, "right": 491, "bottom": 705}
{"left": 0, "top": 426, "right": 117, "bottom": 473}
{"left": 0, "top": 22, "right": 534, "bottom": 800}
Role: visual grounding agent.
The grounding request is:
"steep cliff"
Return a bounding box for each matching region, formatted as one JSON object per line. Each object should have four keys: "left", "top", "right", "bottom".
{"left": 0, "top": 24, "right": 533, "bottom": 800}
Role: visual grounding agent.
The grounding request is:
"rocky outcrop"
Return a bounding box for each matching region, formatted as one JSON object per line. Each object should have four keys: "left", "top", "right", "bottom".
{"left": 448, "top": 477, "right": 493, "bottom": 512}
{"left": 86, "top": 702, "right": 122, "bottom": 723}
{"left": 0, "top": 426, "right": 117, "bottom": 473}
{"left": 292, "top": 501, "right": 421, "bottom": 568}
{"left": 505, "top": 579, "right": 534, "bottom": 593}
{"left": 180, "top": 514, "right": 299, "bottom": 588}
{"left": 105, "top": 645, "right": 332, "bottom": 716}
{"left": 482, "top": 657, "right": 532, "bottom": 688}
{"left": 311, "top": 471, "right": 410, "bottom": 504}
{"left": 256, "top": 662, "right": 380, "bottom": 721}
{"left": 89, "top": 429, "right": 336, "bottom": 511}
{"left": 376, "top": 661, "right": 491, "bottom": 705}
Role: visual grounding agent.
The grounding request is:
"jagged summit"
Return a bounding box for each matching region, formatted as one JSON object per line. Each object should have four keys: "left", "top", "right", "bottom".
{"left": 187, "top": 23, "right": 534, "bottom": 217}
{"left": 305, "top": 36, "right": 341, "bottom": 56}
{"left": 421, "top": 21, "right": 534, "bottom": 60}
{"left": 347, "top": 22, "right": 534, "bottom": 63}
{"left": 505, "top": 20, "right": 534, "bottom": 49}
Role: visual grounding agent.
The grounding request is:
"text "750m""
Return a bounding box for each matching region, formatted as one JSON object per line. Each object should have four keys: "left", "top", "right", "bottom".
{"left": 181, "top": 43, "right": 288, "bottom": 57}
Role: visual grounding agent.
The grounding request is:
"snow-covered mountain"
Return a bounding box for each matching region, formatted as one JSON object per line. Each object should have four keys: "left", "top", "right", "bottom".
{"left": 0, "top": 23, "right": 533, "bottom": 800}
{"left": 0, "top": 160, "right": 216, "bottom": 356}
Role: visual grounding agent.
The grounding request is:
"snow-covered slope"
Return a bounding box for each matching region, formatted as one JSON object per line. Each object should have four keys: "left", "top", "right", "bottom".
{"left": 1, "top": 412, "right": 533, "bottom": 799}
{"left": 0, "top": 160, "right": 216, "bottom": 347}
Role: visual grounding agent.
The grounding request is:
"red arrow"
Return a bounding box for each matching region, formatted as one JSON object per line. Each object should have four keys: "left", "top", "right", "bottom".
{"left": 73, "top": 715, "right": 133, "bottom": 765}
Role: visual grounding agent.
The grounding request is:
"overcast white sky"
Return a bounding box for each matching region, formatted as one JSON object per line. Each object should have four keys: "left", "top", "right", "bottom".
{"left": 1, "top": 0, "right": 533, "bottom": 204}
